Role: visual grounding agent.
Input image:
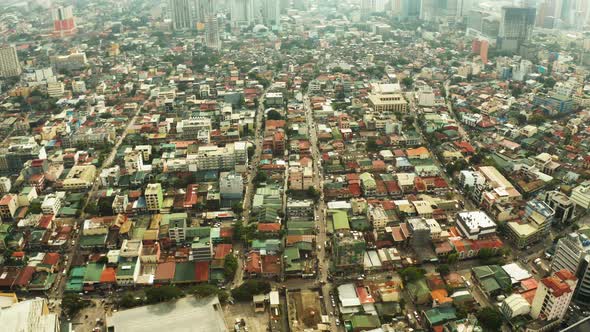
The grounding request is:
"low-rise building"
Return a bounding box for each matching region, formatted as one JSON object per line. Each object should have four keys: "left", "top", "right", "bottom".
{"left": 456, "top": 211, "right": 496, "bottom": 240}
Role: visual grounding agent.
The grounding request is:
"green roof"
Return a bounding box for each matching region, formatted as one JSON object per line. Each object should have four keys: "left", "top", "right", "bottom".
{"left": 174, "top": 262, "right": 195, "bottom": 282}
{"left": 287, "top": 221, "right": 314, "bottom": 230}
{"left": 359, "top": 172, "right": 376, "bottom": 188}
{"left": 330, "top": 210, "right": 350, "bottom": 230}
{"left": 480, "top": 278, "right": 501, "bottom": 293}
{"left": 69, "top": 266, "right": 86, "bottom": 278}
{"left": 79, "top": 234, "right": 107, "bottom": 248}
{"left": 283, "top": 247, "right": 302, "bottom": 273}
{"left": 83, "top": 263, "right": 105, "bottom": 283}
{"left": 472, "top": 265, "right": 511, "bottom": 293}
{"left": 407, "top": 279, "right": 430, "bottom": 303}
{"left": 424, "top": 307, "right": 457, "bottom": 326}
{"left": 350, "top": 315, "right": 381, "bottom": 329}
{"left": 251, "top": 239, "right": 281, "bottom": 252}
{"left": 186, "top": 226, "right": 211, "bottom": 239}
{"left": 117, "top": 259, "right": 137, "bottom": 277}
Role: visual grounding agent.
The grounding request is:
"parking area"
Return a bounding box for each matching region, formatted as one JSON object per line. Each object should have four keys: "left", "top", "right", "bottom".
{"left": 223, "top": 302, "right": 269, "bottom": 332}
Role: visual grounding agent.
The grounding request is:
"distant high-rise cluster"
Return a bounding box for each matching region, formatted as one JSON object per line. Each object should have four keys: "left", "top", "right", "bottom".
{"left": 52, "top": 5, "right": 76, "bottom": 37}
{"left": 537, "top": 0, "right": 590, "bottom": 29}
{"left": 169, "top": 0, "right": 194, "bottom": 30}
{"left": 230, "top": 0, "right": 256, "bottom": 28}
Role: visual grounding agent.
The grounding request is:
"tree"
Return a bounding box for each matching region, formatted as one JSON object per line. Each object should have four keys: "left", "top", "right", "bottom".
{"left": 399, "top": 267, "right": 426, "bottom": 283}
{"left": 478, "top": 248, "right": 497, "bottom": 260}
{"left": 476, "top": 307, "right": 503, "bottom": 331}
{"left": 543, "top": 77, "right": 556, "bottom": 89}
{"left": 224, "top": 254, "right": 238, "bottom": 279}
{"left": 436, "top": 264, "right": 451, "bottom": 276}
{"left": 190, "top": 284, "right": 219, "bottom": 298}
{"left": 145, "top": 285, "right": 183, "bottom": 304}
{"left": 84, "top": 202, "right": 98, "bottom": 215}
{"left": 231, "top": 280, "right": 271, "bottom": 301}
{"left": 266, "top": 109, "right": 283, "bottom": 120}
{"left": 62, "top": 293, "right": 90, "bottom": 318}
{"left": 232, "top": 202, "right": 244, "bottom": 215}
{"left": 118, "top": 292, "right": 143, "bottom": 308}
{"left": 28, "top": 200, "right": 42, "bottom": 214}
{"left": 447, "top": 253, "right": 458, "bottom": 265}
{"left": 253, "top": 171, "right": 267, "bottom": 184}
{"left": 366, "top": 138, "right": 379, "bottom": 152}
{"left": 401, "top": 77, "right": 414, "bottom": 88}
{"left": 307, "top": 187, "right": 321, "bottom": 202}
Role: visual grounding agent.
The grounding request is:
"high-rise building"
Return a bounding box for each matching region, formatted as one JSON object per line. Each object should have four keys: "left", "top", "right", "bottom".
{"left": 52, "top": 5, "right": 76, "bottom": 37}
{"left": 201, "top": 0, "right": 220, "bottom": 49}
{"left": 0, "top": 45, "right": 21, "bottom": 78}
{"left": 204, "top": 15, "right": 220, "bottom": 50}
{"left": 170, "top": 0, "right": 194, "bottom": 30}
{"left": 531, "top": 269, "right": 577, "bottom": 321}
{"left": 550, "top": 232, "right": 590, "bottom": 303}
{"left": 230, "top": 0, "right": 255, "bottom": 28}
{"left": 145, "top": 183, "right": 164, "bottom": 212}
{"left": 498, "top": 7, "right": 536, "bottom": 53}
{"left": 543, "top": 191, "right": 575, "bottom": 224}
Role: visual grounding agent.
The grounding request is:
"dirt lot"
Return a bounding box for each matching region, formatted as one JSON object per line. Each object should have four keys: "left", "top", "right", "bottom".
{"left": 223, "top": 301, "right": 269, "bottom": 332}
{"left": 287, "top": 289, "right": 322, "bottom": 331}
{"left": 70, "top": 299, "right": 107, "bottom": 332}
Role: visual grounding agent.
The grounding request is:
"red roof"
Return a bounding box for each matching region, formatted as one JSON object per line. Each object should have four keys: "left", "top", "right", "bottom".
{"left": 349, "top": 183, "right": 362, "bottom": 197}
{"left": 42, "top": 253, "right": 60, "bottom": 265}
{"left": 391, "top": 226, "right": 405, "bottom": 242}
{"left": 542, "top": 273, "right": 574, "bottom": 297}
{"left": 100, "top": 267, "right": 117, "bottom": 283}
{"left": 220, "top": 227, "right": 234, "bottom": 238}
{"left": 384, "top": 181, "right": 401, "bottom": 194}
{"left": 356, "top": 286, "right": 375, "bottom": 304}
{"left": 454, "top": 141, "right": 475, "bottom": 153}
{"left": 245, "top": 252, "right": 262, "bottom": 274}
{"left": 38, "top": 215, "right": 54, "bottom": 229}
{"left": 14, "top": 266, "right": 35, "bottom": 287}
{"left": 214, "top": 244, "right": 233, "bottom": 259}
{"left": 155, "top": 262, "right": 176, "bottom": 281}
{"left": 261, "top": 255, "right": 281, "bottom": 275}
{"left": 195, "top": 261, "right": 209, "bottom": 282}
{"left": 257, "top": 223, "right": 281, "bottom": 232}
{"left": 12, "top": 251, "right": 25, "bottom": 258}
{"left": 183, "top": 184, "right": 198, "bottom": 208}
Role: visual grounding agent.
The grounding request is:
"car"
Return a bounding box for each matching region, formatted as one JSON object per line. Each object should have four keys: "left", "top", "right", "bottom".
{"left": 335, "top": 319, "right": 340, "bottom": 326}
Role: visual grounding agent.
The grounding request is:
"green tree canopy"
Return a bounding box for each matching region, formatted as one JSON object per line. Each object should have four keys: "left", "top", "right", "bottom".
{"left": 266, "top": 109, "right": 283, "bottom": 120}
{"left": 224, "top": 254, "right": 238, "bottom": 279}
{"left": 231, "top": 280, "right": 271, "bottom": 301}
{"left": 476, "top": 307, "right": 503, "bottom": 331}
{"left": 145, "top": 285, "right": 183, "bottom": 304}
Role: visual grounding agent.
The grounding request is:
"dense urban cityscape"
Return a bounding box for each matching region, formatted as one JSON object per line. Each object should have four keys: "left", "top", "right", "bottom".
{"left": 1, "top": 0, "right": 590, "bottom": 331}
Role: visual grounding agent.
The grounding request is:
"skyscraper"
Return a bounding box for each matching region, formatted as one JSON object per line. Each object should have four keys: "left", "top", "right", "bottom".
{"left": 52, "top": 5, "right": 76, "bottom": 37}
{"left": 203, "top": 0, "right": 220, "bottom": 50}
{"left": 230, "top": 0, "right": 255, "bottom": 28}
{"left": 0, "top": 45, "right": 21, "bottom": 78}
{"left": 170, "top": 0, "right": 194, "bottom": 30}
{"left": 498, "top": 7, "right": 536, "bottom": 53}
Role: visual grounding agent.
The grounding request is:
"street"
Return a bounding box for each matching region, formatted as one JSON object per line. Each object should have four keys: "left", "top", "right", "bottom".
{"left": 304, "top": 94, "right": 338, "bottom": 331}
